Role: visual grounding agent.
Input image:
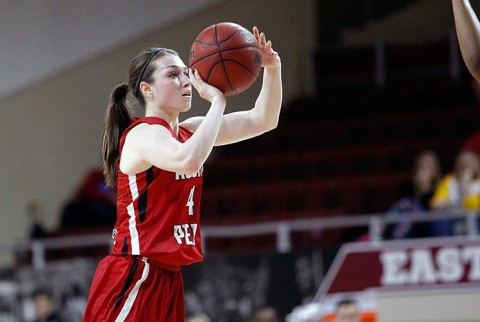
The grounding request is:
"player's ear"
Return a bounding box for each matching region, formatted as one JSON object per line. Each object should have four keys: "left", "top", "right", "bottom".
{"left": 140, "top": 82, "right": 153, "bottom": 97}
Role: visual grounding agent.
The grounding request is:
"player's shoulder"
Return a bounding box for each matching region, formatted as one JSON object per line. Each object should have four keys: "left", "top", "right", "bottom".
{"left": 129, "top": 122, "right": 170, "bottom": 135}
{"left": 124, "top": 123, "right": 172, "bottom": 149}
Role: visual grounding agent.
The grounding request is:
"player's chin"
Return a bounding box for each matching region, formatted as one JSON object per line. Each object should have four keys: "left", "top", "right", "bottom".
{"left": 178, "top": 101, "right": 192, "bottom": 112}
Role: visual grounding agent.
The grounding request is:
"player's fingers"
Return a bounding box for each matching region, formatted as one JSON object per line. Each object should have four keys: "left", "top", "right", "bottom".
{"left": 189, "top": 69, "right": 202, "bottom": 87}
{"left": 253, "top": 26, "right": 259, "bottom": 40}
{"left": 193, "top": 69, "right": 203, "bottom": 82}
{"left": 259, "top": 32, "right": 266, "bottom": 47}
{"left": 265, "top": 40, "right": 272, "bottom": 52}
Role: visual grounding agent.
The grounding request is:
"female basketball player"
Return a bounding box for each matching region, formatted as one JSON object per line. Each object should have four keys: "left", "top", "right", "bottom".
{"left": 453, "top": 0, "right": 480, "bottom": 81}
{"left": 82, "top": 26, "right": 282, "bottom": 322}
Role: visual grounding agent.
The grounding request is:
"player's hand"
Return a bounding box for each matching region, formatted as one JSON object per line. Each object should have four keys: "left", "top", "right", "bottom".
{"left": 253, "top": 26, "right": 281, "bottom": 69}
{"left": 189, "top": 68, "right": 226, "bottom": 103}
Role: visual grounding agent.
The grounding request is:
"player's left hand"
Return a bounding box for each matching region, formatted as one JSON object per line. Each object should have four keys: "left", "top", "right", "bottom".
{"left": 253, "top": 26, "right": 281, "bottom": 69}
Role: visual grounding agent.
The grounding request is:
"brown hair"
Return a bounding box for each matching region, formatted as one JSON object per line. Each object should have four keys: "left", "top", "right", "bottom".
{"left": 102, "top": 47, "right": 179, "bottom": 187}
{"left": 454, "top": 150, "right": 480, "bottom": 180}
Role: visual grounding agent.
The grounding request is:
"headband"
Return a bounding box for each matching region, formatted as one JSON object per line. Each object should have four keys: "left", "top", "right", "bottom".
{"left": 134, "top": 49, "right": 161, "bottom": 98}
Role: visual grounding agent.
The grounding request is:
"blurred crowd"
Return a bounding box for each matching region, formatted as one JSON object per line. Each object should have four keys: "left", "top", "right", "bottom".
{"left": 384, "top": 146, "right": 480, "bottom": 241}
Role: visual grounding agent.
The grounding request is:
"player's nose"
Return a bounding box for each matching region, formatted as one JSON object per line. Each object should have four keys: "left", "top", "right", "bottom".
{"left": 181, "top": 73, "right": 191, "bottom": 86}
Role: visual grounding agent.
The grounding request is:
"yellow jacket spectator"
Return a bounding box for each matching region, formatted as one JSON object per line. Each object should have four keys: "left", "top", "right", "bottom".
{"left": 431, "top": 150, "right": 480, "bottom": 211}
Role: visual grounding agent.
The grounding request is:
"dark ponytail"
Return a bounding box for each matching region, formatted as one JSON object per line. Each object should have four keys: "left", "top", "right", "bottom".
{"left": 102, "top": 84, "right": 131, "bottom": 187}
{"left": 102, "top": 47, "right": 179, "bottom": 186}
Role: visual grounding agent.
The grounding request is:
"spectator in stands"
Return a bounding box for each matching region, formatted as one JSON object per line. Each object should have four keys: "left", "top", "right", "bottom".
{"left": 59, "top": 168, "right": 116, "bottom": 230}
{"left": 431, "top": 150, "right": 480, "bottom": 210}
{"left": 186, "top": 312, "right": 211, "bottom": 322}
{"left": 250, "top": 306, "right": 280, "bottom": 322}
{"left": 430, "top": 150, "right": 480, "bottom": 235}
{"left": 385, "top": 150, "right": 442, "bottom": 239}
{"left": 333, "top": 299, "right": 360, "bottom": 322}
{"left": 60, "top": 283, "right": 87, "bottom": 322}
{"left": 31, "top": 288, "right": 62, "bottom": 322}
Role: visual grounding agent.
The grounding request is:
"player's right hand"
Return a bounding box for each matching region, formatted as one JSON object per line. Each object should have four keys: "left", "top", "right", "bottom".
{"left": 189, "top": 68, "right": 226, "bottom": 104}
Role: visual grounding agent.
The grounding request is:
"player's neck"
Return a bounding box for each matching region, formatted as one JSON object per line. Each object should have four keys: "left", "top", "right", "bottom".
{"left": 144, "top": 109, "right": 179, "bottom": 134}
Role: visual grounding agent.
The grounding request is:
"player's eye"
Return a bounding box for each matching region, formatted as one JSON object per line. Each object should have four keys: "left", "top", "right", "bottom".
{"left": 169, "top": 72, "right": 178, "bottom": 78}
{"left": 184, "top": 71, "right": 190, "bottom": 78}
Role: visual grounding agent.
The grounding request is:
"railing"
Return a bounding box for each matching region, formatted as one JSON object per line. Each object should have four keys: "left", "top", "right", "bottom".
{"left": 2, "top": 210, "right": 478, "bottom": 270}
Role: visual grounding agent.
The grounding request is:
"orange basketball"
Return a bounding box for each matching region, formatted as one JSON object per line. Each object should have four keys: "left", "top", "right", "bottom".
{"left": 189, "top": 22, "right": 262, "bottom": 96}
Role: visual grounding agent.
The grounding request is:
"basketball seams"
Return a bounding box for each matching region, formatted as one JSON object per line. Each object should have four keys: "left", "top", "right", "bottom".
{"left": 204, "top": 58, "right": 258, "bottom": 88}
{"left": 215, "top": 24, "right": 240, "bottom": 47}
{"left": 222, "top": 59, "right": 259, "bottom": 77}
{"left": 192, "top": 39, "right": 217, "bottom": 47}
{"left": 214, "top": 24, "right": 234, "bottom": 93}
{"left": 189, "top": 44, "right": 259, "bottom": 66}
{"left": 189, "top": 46, "right": 219, "bottom": 66}
{"left": 205, "top": 60, "right": 224, "bottom": 85}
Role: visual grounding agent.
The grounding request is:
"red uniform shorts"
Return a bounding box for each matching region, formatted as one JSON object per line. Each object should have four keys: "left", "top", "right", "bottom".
{"left": 83, "top": 255, "right": 184, "bottom": 322}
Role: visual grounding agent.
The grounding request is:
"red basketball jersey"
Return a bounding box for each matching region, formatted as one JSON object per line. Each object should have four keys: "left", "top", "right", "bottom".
{"left": 111, "top": 117, "right": 204, "bottom": 270}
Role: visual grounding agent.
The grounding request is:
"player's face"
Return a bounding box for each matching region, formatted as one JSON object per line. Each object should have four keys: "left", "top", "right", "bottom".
{"left": 149, "top": 54, "right": 192, "bottom": 113}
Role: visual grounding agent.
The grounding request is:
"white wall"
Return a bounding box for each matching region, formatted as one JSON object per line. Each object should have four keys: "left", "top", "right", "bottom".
{"left": 378, "top": 289, "right": 480, "bottom": 322}
{"left": 0, "top": 0, "right": 223, "bottom": 100}
{"left": 0, "top": 0, "right": 317, "bottom": 267}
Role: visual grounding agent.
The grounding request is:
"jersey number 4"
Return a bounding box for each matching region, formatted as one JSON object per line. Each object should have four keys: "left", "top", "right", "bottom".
{"left": 173, "top": 185, "right": 197, "bottom": 245}
{"left": 187, "top": 185, "right": 195, "bottom": 216}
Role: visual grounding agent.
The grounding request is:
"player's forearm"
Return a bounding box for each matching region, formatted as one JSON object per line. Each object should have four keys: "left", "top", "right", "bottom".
{"left": 253, "top": 66, "right": 283, "bottom": 131}
{"left": 453, "top": 0, "right": 480, "bottom": 80}
{"left": 181, "top": 97, "right": 226, "bottom": 172}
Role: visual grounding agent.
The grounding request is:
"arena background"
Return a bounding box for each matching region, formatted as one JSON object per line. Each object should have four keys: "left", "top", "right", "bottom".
{"left": 0, "top": 1, "right": 479, "bottom": 321}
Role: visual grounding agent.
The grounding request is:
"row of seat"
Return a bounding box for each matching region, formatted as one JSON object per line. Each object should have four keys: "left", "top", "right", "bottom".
{"left": 205, "top": 137, "right": 464, "bottom": 187}
{"left": 201, "top": 76, "right": 479, "bottom": 234}
{"left": 201, "top": 39, "right": 479, "bottom": 251}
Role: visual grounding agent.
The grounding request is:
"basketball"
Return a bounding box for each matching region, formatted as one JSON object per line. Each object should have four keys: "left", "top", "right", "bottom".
{"left": 189, "top": 22, "right": 262, "bottom": 96}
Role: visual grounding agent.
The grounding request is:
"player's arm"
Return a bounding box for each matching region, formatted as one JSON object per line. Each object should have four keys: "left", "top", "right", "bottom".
{"left": 121, "top": 70, "right": 226, "bottom": 175}
{"left": 215, "top": 27, "right": 282, "bottom": 145}
{"left": 453, "top": 0, "right": 480, "bottom": 81}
